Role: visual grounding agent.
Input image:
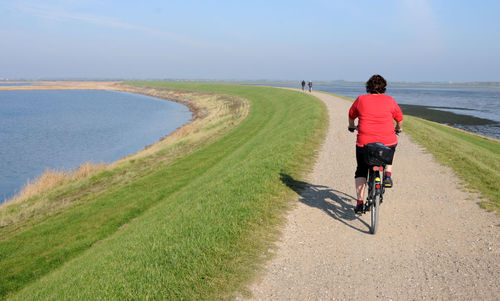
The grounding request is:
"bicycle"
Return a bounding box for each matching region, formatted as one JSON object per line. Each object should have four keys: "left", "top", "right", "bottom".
{"left": 349, "top": 127, "right": 400, "bottom": 234}
{"left": 363, "top": 145, "right": 389, "bottom": 234}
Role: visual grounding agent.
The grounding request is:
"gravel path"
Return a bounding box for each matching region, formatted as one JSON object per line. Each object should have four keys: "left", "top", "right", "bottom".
{"left": 248, "top": 92, "right": 500, "bottom": 300}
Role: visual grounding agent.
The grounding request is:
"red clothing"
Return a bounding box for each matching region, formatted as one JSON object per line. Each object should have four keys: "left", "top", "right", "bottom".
{"left": 349, "top": 94, "right": 403, "bottom": 147}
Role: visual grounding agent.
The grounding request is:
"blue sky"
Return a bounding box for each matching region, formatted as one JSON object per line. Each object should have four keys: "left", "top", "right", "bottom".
{"left": 1, "top": 0, "right": 499, "bottom": 82}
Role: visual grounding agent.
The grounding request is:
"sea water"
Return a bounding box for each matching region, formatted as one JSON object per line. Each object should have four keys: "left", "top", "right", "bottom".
{"left": 0, "top": 90, "right": 191, "bottom": 202}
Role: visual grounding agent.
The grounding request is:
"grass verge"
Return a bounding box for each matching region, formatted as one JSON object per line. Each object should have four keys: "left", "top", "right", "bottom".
{"left": 404, "top": 116, "right": 500, "bottom": 212}
{"left": 1, "top": 83, "right": 327, "bottom": 300}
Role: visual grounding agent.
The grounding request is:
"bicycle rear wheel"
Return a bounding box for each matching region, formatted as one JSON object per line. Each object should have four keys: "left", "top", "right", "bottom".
{"left": 370, "top": 194, "right": 380, "bottom": 234}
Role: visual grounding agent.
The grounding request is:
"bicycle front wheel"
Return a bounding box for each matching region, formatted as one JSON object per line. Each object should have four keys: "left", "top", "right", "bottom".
{"left": 370, "top": 194, "right": 380, "bottom": 234}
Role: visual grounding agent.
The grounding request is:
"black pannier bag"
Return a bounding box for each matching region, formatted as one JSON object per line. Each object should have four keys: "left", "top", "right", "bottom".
{"left": 363, "top": 142, "right": 394, "bottom": 166}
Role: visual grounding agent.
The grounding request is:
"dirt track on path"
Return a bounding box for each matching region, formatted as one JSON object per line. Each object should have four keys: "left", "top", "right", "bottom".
{"left": 248, "top": 92, "right": 499, "bottom": 300}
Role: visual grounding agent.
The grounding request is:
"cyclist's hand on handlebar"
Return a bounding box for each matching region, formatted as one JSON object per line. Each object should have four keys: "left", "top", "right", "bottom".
{"left": 348, "top": 126, "right": 357, "bottom": 132}
{"left": 395, "top": 127, "right": 402, "bottom": 135}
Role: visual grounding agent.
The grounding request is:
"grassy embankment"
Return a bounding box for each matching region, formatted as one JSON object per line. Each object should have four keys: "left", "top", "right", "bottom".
{"left": 0, "top": 83, "right": 327, "bottom": 300}
{"left": 319, "top": 91, "right": 500, "bottom": 213}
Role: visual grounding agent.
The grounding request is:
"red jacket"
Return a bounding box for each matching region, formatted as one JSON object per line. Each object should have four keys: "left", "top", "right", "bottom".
{"left": 349, "top": 94, "right": 403, "bottom": 147}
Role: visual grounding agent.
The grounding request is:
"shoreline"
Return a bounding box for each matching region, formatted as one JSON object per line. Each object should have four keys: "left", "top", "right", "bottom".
{"left": 399, "top": 104, "right": 500, "bottom": 140}
{"left": 0, "top": 82, "right": 202, "bottom": 204}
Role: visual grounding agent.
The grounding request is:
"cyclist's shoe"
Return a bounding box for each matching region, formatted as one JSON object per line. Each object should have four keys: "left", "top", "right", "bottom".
{"left": 354, "top": 202, "right": 364, "bottom": 214}
{"left": 383, "top": 175, "right": 393, "bottom": 188}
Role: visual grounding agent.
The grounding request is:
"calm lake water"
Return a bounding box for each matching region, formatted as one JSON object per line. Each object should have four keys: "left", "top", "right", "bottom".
{"left": 257, "top": 82, "right": 500, "bottom": 139}
{"left": 0, "top": 90, "right": 191, "bottom": 202}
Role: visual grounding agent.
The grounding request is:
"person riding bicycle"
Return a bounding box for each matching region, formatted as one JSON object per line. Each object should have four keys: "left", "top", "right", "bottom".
{"left": 308, "top": 81, "right": 313, "bottom": 92}
{"left": 348, "top": 74, "right": 403, "bottom": 214}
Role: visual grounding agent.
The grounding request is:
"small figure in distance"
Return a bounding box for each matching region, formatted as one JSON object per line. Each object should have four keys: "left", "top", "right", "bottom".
{"left": 308, "top": 80, "right": 313, "bottom": 92}
{"left": 348, "top": 74, "right": 403, "bottom": 214}
{"left": 301, "top": 80, "right": 306, "bottom": 91}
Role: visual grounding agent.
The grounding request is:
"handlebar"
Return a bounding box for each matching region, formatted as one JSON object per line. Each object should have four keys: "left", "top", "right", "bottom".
{"left": 348, "top": 125, "right": 402, "bottom": 135}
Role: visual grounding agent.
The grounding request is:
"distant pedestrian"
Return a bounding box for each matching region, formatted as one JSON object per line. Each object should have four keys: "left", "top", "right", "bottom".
{"left": 301, "top": 80, "right": 306, "bottom": 91}
{"left": 308, "top": 81, "right": 313, "bottom": 92}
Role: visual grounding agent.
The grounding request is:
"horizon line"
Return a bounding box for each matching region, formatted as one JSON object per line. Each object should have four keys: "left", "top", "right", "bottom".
{"left": 1, "top": 78, "right": 500, "bottom": 85}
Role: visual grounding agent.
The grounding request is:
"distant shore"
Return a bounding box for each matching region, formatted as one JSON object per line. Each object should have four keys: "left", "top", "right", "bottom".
{"left": 0, "top": 81, "right": 123, "bottom": 91}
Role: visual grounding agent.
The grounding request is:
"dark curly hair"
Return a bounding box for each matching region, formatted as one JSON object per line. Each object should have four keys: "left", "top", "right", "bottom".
{"left": 365, "top": 74, "right": 387, "bottom": 94}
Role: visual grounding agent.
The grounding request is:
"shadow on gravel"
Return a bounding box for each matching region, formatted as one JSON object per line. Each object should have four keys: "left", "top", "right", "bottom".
{"left": 280, "top": 173, "right": 370, "bottom": 234}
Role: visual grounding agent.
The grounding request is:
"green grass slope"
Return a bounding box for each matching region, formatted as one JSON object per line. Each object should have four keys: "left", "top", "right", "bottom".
{"left": 2, "top": 84, "right": 327, "bottom": 300}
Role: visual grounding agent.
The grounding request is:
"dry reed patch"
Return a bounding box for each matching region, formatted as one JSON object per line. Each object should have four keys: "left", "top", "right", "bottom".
{"left": 0, "top": 163, "right": 107, "bottom": 227}
{"left": 10, "top": 162, "right": 107, "bottom": 203}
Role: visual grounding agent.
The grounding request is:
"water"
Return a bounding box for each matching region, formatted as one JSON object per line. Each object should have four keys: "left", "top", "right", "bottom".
{"left": 256, "top": 82, "right": 500, "bottom": 139}
{"left": 0, "top": 90, "right": 191, "bottom": 202}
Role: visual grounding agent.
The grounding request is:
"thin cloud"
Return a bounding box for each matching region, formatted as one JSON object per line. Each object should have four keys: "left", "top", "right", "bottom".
{"left": 15, "top": 3, "right": 207, "bottom": 46}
